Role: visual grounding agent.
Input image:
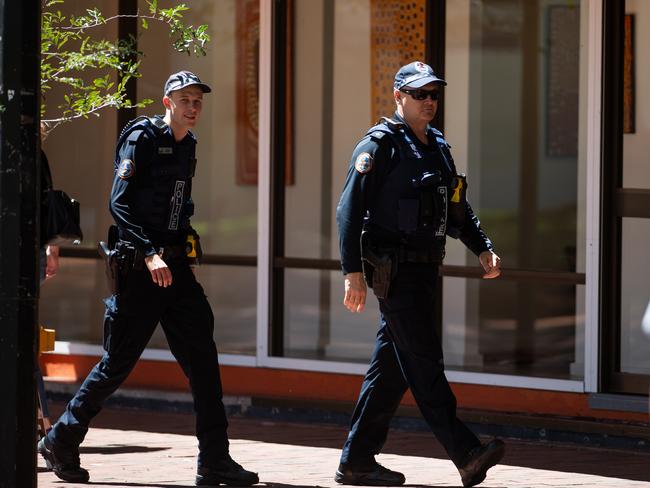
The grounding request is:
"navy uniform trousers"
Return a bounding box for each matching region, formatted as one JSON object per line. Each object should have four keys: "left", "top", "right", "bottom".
{"left": 340, "top": 263, "right": 480, "bottom": 468}
{"left": 47, "top": 257, "right": 229, "bottom": 466}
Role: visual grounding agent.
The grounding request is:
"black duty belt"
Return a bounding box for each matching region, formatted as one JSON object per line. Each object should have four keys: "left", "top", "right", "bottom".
{"left": 158, "top": 244, "right": 187, "bottom": 260}
{"left": 398, "top": 246, "right": 442, "bottom": 264}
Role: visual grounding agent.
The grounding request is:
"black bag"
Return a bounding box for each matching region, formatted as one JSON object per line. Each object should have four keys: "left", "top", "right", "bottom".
{"left": 42, "top": 189, "right": 83, "bottom": 245}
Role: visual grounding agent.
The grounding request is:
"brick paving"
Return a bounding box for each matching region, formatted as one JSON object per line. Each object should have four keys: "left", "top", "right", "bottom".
{"left": 37, "top": 404, "right": 650, "bottom": 488}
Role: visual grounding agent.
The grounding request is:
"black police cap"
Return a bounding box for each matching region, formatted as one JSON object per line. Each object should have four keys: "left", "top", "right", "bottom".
{"left": 164, "top": 71, "right": 212, "bottom": 96}
{"left": 394, "top": 61, "right": 447, "bottom": 90}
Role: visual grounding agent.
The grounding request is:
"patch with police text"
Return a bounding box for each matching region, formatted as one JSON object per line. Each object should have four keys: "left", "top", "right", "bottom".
{"left": 117, "top": 159, "right": 135, "bottom": 179}
{"left": 354, "top": 152, "right": 373, "bottom": 174}
{"left": 168, "top": 180, "right": 186, "bottom": 230}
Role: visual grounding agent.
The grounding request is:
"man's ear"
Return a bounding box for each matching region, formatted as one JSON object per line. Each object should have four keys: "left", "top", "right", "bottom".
{"left": 162, "top": 95, "right": 172, "bottom": 109}
{"left": 393, "top": 89, "right": 402, "bottom": 105}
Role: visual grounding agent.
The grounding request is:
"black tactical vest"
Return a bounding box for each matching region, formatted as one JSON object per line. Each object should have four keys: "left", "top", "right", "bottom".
{"left": 117, "top": 116, "right": 197, "bottom": 235}
{"left": 365, "top": 118, "right": 456, "bottom": 250}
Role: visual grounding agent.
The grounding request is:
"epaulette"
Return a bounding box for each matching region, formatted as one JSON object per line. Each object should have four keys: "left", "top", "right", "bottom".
{"left": 365, "top": 125, "right": 392, "bottom": 142}
{"left": 379, "top": 116, "right": 405, "bottom": 131}
{"left": 116, "top": 115, "right": 149, "bottom": 142}
{"left": 149, "top": 115, "right": 167, "bottom": 133}
{"left": 364, "top": 117, "right": 405, "bottom": 141}
{"left": 114, "top": 115, "right": 165, "bottom": 169}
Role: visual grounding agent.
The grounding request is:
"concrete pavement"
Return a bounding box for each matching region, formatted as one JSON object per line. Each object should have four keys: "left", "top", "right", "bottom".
{"left": 37, "top": 405, "right": 650, "bottom": 488}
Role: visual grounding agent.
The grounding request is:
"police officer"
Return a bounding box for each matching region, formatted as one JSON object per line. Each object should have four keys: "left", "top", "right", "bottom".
{"left": 38, "top": 71, "right": 259, "bottom": 487}
{"left": 334, "top": 62, "right": 504, "bottom": 488}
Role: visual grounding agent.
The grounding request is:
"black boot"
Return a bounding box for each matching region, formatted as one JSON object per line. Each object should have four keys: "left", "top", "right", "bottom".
{"left": 457, "top": 439, "right": 505, "bottom": 487}
{"left": 38, "top": 436, "right": 90, "bottom": 483}
{"left": 196, "top": 455, "right": 259, "bottom": 486}
{"left": 335, "top": 461, "right": 405, "bottom": 486}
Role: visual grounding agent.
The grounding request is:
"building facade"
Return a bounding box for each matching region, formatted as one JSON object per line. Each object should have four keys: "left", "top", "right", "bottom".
{"left": 40, "top": 0, "right": 649, "bottom": 424}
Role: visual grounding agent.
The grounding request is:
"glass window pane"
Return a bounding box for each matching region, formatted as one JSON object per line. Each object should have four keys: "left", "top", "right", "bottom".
{"left": 41, "top": 1, "right": 118, "bottom": 250}
{"left": 620, "top": 218, "right": 650, "bottom": 375}
{"left": 284, "top": 269, "right": 378, "bottom": 362}
{"left": 197, "top": 265, "right": 257, "bottom": 355}
{"left": 442, "top": 0, "right": 586, "bottom": 379}
{"left": 40, "top": 260, "right": 256, "bottom": 355}
{"left": 41, "top": 1, "right": 258, "bottom": 354}
{"left": 282, "top": 0, "right": 427, "bottom": 362}
{"left": 445, "top": 0, "right": 582, "bottom": 271}
{"left": 287, "top": 0, "right": 426, "bottom": 259}
{"left": 620, "top": 3, "right": 650, "bottom": 378}
{"left": 137, "top": 0, "right": 258, "bottom": 256}
{"left": 622, "top": 2, "right": 650, "bottom": 188}
{"left": 443, "top": 277, "right": 585, "bottom": 379}
{"left": 40, "top": 258, "right": 108, "bottom": 344}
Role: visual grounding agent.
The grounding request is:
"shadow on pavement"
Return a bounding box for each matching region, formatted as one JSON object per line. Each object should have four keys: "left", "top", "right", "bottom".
{"left": 81, "top": 444, "right": 170, "bottom": 455}
{"left": 86, "top": 483, "right": 194, "bottom": 488}
{"left": 50, "top": 402, "right": 650, "bottom": 484}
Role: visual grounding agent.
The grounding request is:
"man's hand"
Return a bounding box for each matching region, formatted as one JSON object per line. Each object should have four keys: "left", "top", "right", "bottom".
{"left": 479, "top": 250, "right": 501, "bottom": 279}
{"left": 145, "top": 254, "right": 172, "bottom": 287}
{"left": 343, "top": 272, "right": 367, "bottom": 313}
{"left": 45, "top": 245, "right": 60, "bottom": 280}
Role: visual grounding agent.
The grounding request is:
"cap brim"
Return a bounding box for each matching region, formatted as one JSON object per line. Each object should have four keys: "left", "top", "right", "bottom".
{"left": 404, "top": 75, "right": 447, "bottom": 88}
{"left": 166, "top": 82, "right": 212, "bottom": 95}
{"left": 192, "top": 82, "right": 212, "bottom": 93}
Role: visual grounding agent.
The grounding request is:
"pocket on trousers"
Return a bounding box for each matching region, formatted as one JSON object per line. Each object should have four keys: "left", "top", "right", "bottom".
{"left": 102, "top": 295, "right": 125, "bottom": 354}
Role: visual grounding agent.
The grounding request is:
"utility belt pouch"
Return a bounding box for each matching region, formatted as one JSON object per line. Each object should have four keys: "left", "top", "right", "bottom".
{"left": 98, "top": 241, "right": 121, "bottom": 295}
{"left": 186, "top": 228, "right": 203, "bottom": 265}
{"left": 448, "top": 173, "right": 467, "bottom": 235}
{"left": 361, "top": 230, "right": 396, "bottom": 300}
{"left": 107, "top": 224, "right": 119, "bottom": 249}
{"left": 115, "top": 241, "right": 144, "bottom": 271}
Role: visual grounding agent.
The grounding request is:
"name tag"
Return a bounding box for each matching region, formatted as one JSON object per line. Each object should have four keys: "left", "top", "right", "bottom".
{"left": 158, "top": 147, "right": 173, "bottom": 155}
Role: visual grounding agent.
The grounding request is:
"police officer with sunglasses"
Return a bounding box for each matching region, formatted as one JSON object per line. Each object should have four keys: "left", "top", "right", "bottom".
{"left": 335, "top": 61, "right": 504, "bottom": 488}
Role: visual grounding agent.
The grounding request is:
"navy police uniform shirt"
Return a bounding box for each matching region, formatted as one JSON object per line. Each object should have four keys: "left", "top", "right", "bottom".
{"left": 336, "top": 112, "right": 492, "bottom": 275}
{"left": 110, "top": 116, "right": 196, "bottom": 257}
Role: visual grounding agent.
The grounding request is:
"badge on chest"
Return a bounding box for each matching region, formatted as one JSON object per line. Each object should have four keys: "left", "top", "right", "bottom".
{"left": 158, "top": 147, "right": 173, "bottom": 155}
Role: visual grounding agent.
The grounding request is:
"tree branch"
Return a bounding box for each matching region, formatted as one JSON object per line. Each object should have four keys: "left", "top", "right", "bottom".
{"left": 60, "top": 12, "right": 173, "bottom": 31}
{"left": 42, "top": 101, "right": 121, "bottom": 123}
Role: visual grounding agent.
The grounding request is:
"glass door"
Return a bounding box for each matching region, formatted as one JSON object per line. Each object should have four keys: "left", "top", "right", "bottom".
{"left": 602, "top": 0, "right": 650, "bottom": 394}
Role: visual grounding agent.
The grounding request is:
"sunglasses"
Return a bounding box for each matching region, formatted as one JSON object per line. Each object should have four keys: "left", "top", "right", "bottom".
{"left": 400, "top": 88, "right": 440, "bottom": 101}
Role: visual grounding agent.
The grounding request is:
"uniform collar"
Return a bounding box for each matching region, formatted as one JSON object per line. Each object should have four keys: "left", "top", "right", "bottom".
{"left": 392, "top": 112, "right": 438, "bottom": 137}
{"left": 153, "top": 115, "right": 195, "bottom": 145}
{"left": 392, "top": 112, "right": 435, "bottom": 148}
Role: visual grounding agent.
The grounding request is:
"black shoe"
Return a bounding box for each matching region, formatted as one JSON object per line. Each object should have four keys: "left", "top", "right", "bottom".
{"left": 37, "top": 436, "right": 90, "bottom": 483}
{"left": 196, "top": 456, "right": 259, "bottom": 486}
{"left": 335, "top": 462, "right": 405, "bottom": 486}
{"left": 458, "top": 439, "right": 505, "bottom": 487}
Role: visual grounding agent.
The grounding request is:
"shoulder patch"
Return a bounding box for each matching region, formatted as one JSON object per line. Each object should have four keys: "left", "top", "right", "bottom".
{"left": 117, "top": 159, "right": 135, "bottom": 179}
{"left": 379, "top": 117, "right": 405, "bottom": 131}
{"left": 354, "top": 152, "right": 373, "bottom": 174}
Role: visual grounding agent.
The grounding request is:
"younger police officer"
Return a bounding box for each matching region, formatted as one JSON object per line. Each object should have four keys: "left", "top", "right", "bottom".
{"left": 335, "top": 62, "right": 505, "bottom": 488}
{"left": 38, "top": 71, "right": 259, "bottom": 487}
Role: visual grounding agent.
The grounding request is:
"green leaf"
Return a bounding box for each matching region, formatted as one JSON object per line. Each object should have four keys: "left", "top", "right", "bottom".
{"left": 41, "top": 0, "right": 211, "bottom": 129}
